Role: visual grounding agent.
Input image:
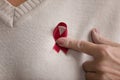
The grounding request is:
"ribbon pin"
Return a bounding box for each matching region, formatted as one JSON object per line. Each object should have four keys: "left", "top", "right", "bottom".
{"left": 53, "top": 22, "right": 69, "bottom": 54}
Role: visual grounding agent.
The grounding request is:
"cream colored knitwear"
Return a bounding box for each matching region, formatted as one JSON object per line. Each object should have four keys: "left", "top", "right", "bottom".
{"left": 0, "top": 0, "right": 120, "bottom": 80}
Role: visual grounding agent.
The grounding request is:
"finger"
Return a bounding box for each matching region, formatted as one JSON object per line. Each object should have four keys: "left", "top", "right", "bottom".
{"left": 85, "top": 72, "right": 99, "bottom": 80}
{"left": 56, "top": 37, "right": 99, "bottom": 56}
{"left": 83, "top": 61, "right": 96, "bottom": 72}
{"left": 91, "top": 28, "right": 120, "bottom": 47}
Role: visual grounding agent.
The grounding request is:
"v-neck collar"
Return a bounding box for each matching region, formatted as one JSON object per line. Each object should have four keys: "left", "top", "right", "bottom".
{"left": 0, "top": 0, "right": 45, "bottom": 27}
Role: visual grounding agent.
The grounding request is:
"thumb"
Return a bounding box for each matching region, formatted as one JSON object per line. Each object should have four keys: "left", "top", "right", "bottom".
{"left": 91, "top": 28, "right": 120, "bottom": 47}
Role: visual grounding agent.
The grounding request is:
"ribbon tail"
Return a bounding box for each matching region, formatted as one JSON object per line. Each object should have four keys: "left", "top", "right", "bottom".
{"left": 53, "top": 43, "right": 60, "bottom": 53}
{"left": 60, "top": 47, "right": 68, "bottom": 54}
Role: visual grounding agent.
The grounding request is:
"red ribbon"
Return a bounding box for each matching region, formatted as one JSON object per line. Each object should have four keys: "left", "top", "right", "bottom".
{"left": 53, "top": 22, "right": 68, "bottom": 54}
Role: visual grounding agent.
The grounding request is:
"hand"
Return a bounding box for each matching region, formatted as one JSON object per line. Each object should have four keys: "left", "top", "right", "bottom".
{"left": 56, "top": 28, "right": 120, "bottom": 80}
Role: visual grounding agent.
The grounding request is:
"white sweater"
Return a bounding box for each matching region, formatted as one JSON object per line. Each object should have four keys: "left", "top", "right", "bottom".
{"left": 0, "top": 0, "right": 120, "bottom": 80}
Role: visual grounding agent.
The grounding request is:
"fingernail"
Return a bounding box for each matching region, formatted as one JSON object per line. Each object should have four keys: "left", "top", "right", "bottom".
{"left": 93, "top": 28, "right": 100, "bottom": 34}
{"left": 56, "top": 38, "right": 66, "bottom": 46}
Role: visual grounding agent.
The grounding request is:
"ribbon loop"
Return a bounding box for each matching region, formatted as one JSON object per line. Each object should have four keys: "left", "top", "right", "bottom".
{"left": 53, "top": 22, "right": 68, "bottom": 54}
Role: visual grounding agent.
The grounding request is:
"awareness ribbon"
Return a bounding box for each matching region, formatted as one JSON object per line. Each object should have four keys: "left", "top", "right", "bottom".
{"left": 53, "top": 22, "right": 68, "bottom": 54}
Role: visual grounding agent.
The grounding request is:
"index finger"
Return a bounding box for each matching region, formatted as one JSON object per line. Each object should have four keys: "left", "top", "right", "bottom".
{"left": 56, "top": 37, "right": 99, "bottom": 56}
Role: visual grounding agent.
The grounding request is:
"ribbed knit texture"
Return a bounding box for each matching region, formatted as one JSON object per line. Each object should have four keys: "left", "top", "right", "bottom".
{"left": 14, "top": 0, "right": 44, "bottom": 21}
{"left": 0, "top": 0, "right": 14, "bottom": 27}
{"left": 0, "top": 0, "right": 44, "bottom": 27}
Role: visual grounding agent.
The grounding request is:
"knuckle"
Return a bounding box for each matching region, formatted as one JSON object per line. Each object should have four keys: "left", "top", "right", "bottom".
{"left": 96, "top": 62, "right": 106, "bottom": 72}
{"left": 85, "top": 73, "right": 89, "bottom": 77}
{"left": 85, "top": 73, "right": 91, "bottom": 79}
{"left": 85, "top": 73, "right": 96, "bottom": 80}
{"left": 83, "top": 62, "right": 87, "bottom": 66}
{"left": 97, "top": 66, "right": 105, "bottom": 72}
{"left": 94, "top": 74, "right": 103, "bottom": 80}
{"left": 67, "top": 39, "right": 74, "bottom": 47}
{"left": 76, "top": 40, "right": 83, "bottom": 51}
{"left": 83, "top": 61, "right": 88, "bottom": 69}
{"left": 77, "top": 40, "right": 81, "bottom": 48}
{"left": 97, "top": 36, "right": 104, "bottom": 43}
{"left": 79, "top": 40, "right": 85, "bottom": 49}
{"left": 82, "top": 62, "right": 86, "bottom": 68}
{"left": 68, "top": 39, "right": 81, "bottom": 50}
{"left": 98, "top": 45, "right": 111, "bottom": 56}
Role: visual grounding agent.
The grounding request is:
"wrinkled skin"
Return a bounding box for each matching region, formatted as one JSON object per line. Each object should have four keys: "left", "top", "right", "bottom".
{"left": 56, "top": 28, "right": 120, "bottom": 80}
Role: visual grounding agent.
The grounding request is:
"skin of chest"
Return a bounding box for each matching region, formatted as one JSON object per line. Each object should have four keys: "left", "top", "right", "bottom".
{"left": 7, "top": 0, "right": 26, "bottom": 7}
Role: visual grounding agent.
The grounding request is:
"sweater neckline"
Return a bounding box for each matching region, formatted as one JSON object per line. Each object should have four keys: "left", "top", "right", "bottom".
{"left": 0, "top": 0, "right": 46, "bottom": 27}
